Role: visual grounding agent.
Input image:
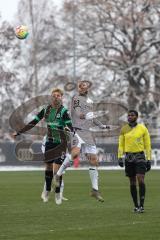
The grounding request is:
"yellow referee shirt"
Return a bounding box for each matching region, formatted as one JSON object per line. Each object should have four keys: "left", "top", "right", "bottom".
{"left": 118, "top": 123, "right": 151, "bottom": 160}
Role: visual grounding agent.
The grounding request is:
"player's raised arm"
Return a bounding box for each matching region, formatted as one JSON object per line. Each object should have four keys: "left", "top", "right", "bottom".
{"left": 12, "top": 108, "right": 45, "bottom": 138}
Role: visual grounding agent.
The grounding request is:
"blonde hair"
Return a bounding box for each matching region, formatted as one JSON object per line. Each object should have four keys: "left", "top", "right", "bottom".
{"left": 51, "top": 88, "right": 64, "bottom": 96}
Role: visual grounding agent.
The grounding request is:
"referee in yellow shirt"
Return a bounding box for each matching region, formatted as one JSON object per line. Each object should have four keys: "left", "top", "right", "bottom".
{"left": 118, "top": 110, "right": 151, "bottom": 213}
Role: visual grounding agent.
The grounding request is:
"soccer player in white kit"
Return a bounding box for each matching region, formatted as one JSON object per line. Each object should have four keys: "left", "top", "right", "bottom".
{"left": 55, "top": 81, "right": 109, "bottom": 202}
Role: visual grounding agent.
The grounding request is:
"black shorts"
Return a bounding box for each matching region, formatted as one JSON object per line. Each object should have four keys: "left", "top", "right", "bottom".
{"left": 44, "top": 141, "right": 66, "bottom": 164}
{"left": 125, "top": 152, "right": 146, "bottom": 177}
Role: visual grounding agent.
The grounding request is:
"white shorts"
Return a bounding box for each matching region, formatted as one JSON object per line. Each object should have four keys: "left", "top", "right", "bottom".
{"left": 41, "top": 136, "right": 47, "bottom": 154}
{"left": 41, "top": 144, "right": 45, "bottom": 154}
{"left": 75, "top": 133, "right": 97, "bottom": 154}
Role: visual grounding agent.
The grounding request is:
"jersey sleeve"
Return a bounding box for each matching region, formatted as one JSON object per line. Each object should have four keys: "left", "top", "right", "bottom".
{"left": 93, "top": 118, "right": 106, "bottom": 128}
{"left": 62, "top": 109, "right": 73, "bottom": 131}
{"left": 118, "top": 128, "right": 125, "bottom": 158}
{"left": 143, "top": 127, "right": 151, "bottom": 160}
{"left": 18, "top": 108, "right": 45, "bottom": 134}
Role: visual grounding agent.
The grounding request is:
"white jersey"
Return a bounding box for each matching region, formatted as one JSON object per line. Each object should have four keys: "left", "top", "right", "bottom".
{"left": 71, "top": 94, "right": 93, "bottom": 128}
{"left": 71, "top": 94, "right": 95, "bottom": 145}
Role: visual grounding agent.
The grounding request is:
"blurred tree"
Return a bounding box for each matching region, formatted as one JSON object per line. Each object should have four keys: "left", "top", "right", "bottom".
{"left": 0, "top": 0, "right": 70, "bottom": 133}
{"left": 14, "top": 0, "right": 69, "bottom": 99}
{"left": 0, "top": 19, "right": 22, "bottom": 130}
{"left": 1, "top": 0, "right": 160, "bottom": 134}
{"left": 62, "top": 0, "right": 160, "bottom": 108}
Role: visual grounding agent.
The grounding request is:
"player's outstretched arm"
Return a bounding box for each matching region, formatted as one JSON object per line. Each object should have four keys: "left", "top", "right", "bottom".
{"left": 12, "top": 132, "right": 20, "bottom": 139}
{"left": 12, "top": 108, "right": 45, "bottom": 138}
{"left": 93, "top": 118, "right": 110, "bottom": 129}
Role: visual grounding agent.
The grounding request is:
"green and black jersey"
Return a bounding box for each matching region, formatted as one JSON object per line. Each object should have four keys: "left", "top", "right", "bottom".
{"left": 18, "top": 105, "right": 72, "bottom": 144}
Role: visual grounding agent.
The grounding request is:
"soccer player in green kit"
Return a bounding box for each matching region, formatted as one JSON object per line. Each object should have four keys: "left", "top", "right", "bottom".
{"left": 118, "top": 110, "right": 151, "bottom": 213}
{"left": 13, "top": 88, "right": 72, "bottom": 205}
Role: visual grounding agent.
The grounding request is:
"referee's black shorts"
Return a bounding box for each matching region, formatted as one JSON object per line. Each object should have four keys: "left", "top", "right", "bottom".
{"left": 124, "top": 152, "right": 147, "bottom": 177}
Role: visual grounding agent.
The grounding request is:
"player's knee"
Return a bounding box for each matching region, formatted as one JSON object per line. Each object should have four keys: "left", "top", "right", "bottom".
{"left": 88, "top": 154, "right": 98, "bottom": 166}
{"left": 71, "top": 147, "right": 80, "bottom": 159}
{"left": 129, "top": 176, "right": 136, "bottom": 185}
{"left": 45, "top": 163, "right": 53, "bottom": 171}
{"left": 137, "top": 174, "right": 145, "bottom": 184}
{"left": 53, "top": 163, "right": 61, "bottom": 174}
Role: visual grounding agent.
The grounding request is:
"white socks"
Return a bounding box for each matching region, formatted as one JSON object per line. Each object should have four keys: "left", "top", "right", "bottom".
{"left": 57, "top": 154, "right": 71, "bottom": 176}
{"left": 60, "top": 179, "right": 64, "bottom": 194}
{"left": 42, "top": 182, "right": 46, "bottom": 192}
{"left": 89, "top": 167, "right": 98, "bottom": 191}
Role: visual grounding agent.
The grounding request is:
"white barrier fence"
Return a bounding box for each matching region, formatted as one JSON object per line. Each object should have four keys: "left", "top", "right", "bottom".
{"left": 0, "top": 142, "right": 160, "bottom": 171}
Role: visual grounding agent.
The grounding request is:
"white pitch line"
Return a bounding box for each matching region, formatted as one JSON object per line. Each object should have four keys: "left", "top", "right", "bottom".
{"left": 66, "top": 221, "right": 148, "bottom": 231}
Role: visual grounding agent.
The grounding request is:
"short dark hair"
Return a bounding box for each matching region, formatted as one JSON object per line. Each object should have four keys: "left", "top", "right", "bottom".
{"left": 78, "top": 80, "right": 92, "bottom": 89}
{"left": 128, "top": 110, "right": 138, "bottom": 117}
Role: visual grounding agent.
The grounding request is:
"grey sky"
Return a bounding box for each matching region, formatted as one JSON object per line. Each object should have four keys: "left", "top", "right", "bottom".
{"left": 0, "top": 0, "right": 61, "bottom": 21}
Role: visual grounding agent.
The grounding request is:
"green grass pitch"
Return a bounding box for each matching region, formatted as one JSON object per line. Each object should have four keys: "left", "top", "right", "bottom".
{"left": 0, "top": 170, "right": 160, "bottom": 240}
